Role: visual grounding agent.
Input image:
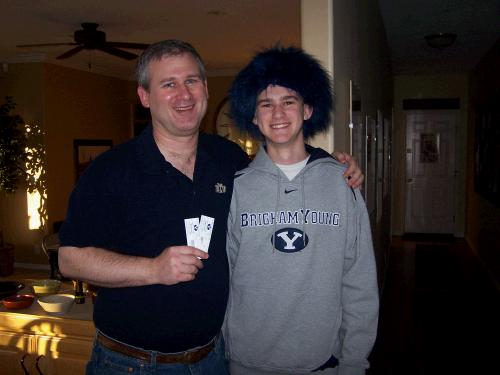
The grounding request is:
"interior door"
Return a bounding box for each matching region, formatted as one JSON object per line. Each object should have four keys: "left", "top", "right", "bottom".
{"left": 366, "top": 116, "right": 376, "bottom": 218}
{"left": 405, "top": 110, "right": 457, "bottom": 233}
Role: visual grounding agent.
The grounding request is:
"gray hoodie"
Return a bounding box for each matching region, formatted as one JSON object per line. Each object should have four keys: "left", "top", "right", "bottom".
{"left": 225, "top": 145, "right": 379, "bottom": 375}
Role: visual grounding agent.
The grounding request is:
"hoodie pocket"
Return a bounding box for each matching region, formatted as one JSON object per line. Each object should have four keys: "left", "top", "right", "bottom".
{"left": 226, "top": 284, "right": 341, "bottom": 371}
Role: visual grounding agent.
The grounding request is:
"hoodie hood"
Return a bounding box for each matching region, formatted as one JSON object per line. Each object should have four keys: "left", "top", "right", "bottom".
{"left": 245, "top": 143, "right": 343, "bottom": 180}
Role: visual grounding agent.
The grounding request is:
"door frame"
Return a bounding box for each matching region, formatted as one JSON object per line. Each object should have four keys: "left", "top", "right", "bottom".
{"left": 403, "top": 109, "right": 462, "bottom": 235}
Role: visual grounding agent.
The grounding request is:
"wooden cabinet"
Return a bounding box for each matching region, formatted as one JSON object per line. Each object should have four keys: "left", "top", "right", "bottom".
{"left": 0, "top": 309, "right": 95, "bottom": 375}
{"left": 0, "top": 331, "right": 31, "bottom": 374}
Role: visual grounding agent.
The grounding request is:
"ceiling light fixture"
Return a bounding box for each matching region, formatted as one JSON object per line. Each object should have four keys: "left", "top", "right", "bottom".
{"left": 425, "top": 33, "right": 457, "bottom": 50}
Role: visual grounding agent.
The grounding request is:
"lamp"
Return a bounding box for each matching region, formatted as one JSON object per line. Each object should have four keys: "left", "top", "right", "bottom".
{"left": 425, "top": 33, "right": 457, "bottom": 50}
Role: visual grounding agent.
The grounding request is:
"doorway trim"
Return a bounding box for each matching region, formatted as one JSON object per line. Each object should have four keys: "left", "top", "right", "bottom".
{"left": 404, "top": 109, "right": 460, "bottom": 235}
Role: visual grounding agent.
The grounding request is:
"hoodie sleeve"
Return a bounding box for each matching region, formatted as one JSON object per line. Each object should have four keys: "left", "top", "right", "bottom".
{"left": 338, "top": 189, "right": 379, "bottom": 375}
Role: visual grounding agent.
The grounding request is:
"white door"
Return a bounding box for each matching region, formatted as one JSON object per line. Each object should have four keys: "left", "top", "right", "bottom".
{"left": 405, "top": 110, "right": 457, "bottom": 233}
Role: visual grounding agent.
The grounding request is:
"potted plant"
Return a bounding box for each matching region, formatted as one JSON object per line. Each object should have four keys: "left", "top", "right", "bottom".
{"left": 0, "top": 96, "right": 46, "bottom": 275}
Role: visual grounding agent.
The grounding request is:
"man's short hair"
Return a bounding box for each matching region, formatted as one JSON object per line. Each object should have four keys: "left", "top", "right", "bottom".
{"left": 136, "top": 40, "right": 206, "bottom": 90}
{"left": 229, "top": 45, "right": 334, "bottom": 140}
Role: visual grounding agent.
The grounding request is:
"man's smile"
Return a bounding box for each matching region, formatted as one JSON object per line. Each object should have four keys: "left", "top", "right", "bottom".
{"left": 174, "top": 104, "right": 195, "bottom": 111}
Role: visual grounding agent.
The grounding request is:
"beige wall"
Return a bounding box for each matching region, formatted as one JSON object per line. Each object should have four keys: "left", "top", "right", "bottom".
{"left": 392, "top": 74, "right": 469, "bottom": 236}
{"left": 202, "top": 75, "right": 236, "bottom": 134}
{"left": 42, "top": 64, "right": 133, "bottom": 227}
{"left": 0, "top": 63, "right": 44, "bottom": 124}
{"left": 331, "top": 0, "right": 392, "bottom": 152}
{"left": 301, "top": 0, "right": 334, "bottom": 152}
{"left": 1, "top": 62, "right": 135, "bottom": 265}
{"left": 301, "top": 0, "right": 392, "bottom": 151}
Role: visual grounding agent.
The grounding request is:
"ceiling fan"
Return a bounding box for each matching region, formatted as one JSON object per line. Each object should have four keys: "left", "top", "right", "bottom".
{"left": 16, "top": 22, "right": 149, "bottom": 60}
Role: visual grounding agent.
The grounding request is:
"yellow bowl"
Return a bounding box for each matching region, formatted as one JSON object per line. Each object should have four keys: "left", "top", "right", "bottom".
{"left": 31, "top": 279, "right": 61, "bottom": 296}
{"left": 38, "top": 293, "right": 74, "bottom": 315}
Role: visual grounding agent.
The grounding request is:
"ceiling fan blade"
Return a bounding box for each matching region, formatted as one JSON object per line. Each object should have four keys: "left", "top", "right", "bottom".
{"left": 97, "top": 45, "right": 138, "bottom": 60}
{"left": 17, "top": 43, "right": 79, "bottom": 48}
{"left": 56, "top": 46, "right": 85, "bottom": 59}
{"left": 106, "top": 42, "right": 150, "bottom": 49}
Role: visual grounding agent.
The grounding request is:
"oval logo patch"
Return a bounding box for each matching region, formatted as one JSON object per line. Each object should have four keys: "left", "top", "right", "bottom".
{"left": 271, "top": 228, "right": 309, "bottom": 253}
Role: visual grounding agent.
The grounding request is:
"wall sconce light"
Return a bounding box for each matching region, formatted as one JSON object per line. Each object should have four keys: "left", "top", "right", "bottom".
{"left": 425, "top": 33, "right": 457, "bottom": 50}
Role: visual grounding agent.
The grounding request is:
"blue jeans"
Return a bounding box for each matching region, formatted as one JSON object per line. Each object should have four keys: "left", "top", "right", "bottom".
{"left": 86, "top": 334, "right": 229, "bottom": 375}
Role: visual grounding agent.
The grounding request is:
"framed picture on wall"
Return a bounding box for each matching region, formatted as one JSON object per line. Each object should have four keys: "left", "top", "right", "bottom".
{"left": 474, "top": 91, "right": 500, "bottom": 207}
{"left": 73, "top": 139, "right": 113, "bottom": 182}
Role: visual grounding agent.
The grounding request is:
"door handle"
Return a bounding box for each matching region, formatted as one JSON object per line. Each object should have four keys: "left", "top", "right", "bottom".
{"left": 407, "top": 178, "right": 413, "bottom": 182}
{"left": 20, "top": 353, "right": 30, "bottom": 375}
{"left": 36, "top": 355, "right": 45, "bottom": 375}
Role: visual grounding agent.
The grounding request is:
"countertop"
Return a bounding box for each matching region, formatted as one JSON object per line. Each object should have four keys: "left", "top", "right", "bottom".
{"left": 0, "top": 267, "right": 93, "bottom": 321}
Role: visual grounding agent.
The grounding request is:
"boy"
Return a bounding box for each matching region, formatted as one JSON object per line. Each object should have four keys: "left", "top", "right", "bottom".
{"left": 224, "top": 46, "right": 379, "bottom": 375}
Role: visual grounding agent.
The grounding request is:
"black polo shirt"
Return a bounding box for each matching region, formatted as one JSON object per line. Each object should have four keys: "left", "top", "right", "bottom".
{"left": 59, "top": 125, "right": 249, "bottom": 352}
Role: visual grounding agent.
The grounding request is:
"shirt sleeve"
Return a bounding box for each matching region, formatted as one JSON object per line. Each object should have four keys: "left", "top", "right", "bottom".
{"left": 233, "top": 143, "right": 251, "bottom": 172}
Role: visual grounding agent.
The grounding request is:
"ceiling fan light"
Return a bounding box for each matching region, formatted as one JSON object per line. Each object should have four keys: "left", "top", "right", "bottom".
{"left": 425, "top": 33, "right": 457, "bottom": 50}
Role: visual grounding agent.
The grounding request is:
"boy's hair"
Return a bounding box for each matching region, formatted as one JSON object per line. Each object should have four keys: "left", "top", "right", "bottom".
{"left": 229, "top": 45, "right": 334, "bottom": 140}
{"left": 136, "top": 39, "right": 206, "bottom": 90}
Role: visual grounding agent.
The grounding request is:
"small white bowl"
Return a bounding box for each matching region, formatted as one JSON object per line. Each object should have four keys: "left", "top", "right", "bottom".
{"left": 38, "top": 293, "right": 75, "bottom": 315}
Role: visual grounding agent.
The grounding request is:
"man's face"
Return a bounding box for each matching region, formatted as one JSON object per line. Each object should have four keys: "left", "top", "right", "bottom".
{"left": 253, "top": 84, "right": 312, "bottom": 149}
{"left": 137, "top": 53, "right": 208, "bottom": 138}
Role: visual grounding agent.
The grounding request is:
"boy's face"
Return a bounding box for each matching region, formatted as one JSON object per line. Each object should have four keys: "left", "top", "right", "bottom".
{"left": 253, "top": 84, "right": 313, "bottom": 150}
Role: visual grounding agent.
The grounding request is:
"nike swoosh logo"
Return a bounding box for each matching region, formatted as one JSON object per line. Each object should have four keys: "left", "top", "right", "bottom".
{"left": 285, "top": 189, "right": 298, "bottom": 194}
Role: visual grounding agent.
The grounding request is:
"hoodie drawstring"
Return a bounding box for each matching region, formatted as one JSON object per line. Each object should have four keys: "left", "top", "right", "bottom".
{"left": 301, "top": 173, "right": 306, "bottom": 247}
{"left": 273, "top": 171, "right": 281, "bottom": 252}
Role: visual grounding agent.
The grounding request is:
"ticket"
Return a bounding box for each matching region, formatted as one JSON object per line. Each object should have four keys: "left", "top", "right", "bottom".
{"left": 198, "top": 215, "right": 214, "bottom": 252}
{"left": 184, "top": 217, "right": 201, "bottom": 248}
{"left": 185, "top": 216, "right": 214, "bottom": 254}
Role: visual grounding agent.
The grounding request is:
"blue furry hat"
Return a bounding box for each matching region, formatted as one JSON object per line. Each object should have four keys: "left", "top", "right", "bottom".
{"left": 229, "top": 45, "right": 334, "bottom": 140}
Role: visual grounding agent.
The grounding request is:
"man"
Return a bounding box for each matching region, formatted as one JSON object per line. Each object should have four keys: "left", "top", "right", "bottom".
{"left": 224, "top": 46, "right": 379, "bottom": 375}
{"left": 58, "top": 40, "right": 363, "bottom": 374}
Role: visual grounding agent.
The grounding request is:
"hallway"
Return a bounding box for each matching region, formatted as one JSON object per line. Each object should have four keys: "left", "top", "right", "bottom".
{"left": 368, "top": 235, "right": 500, "bottom": 375}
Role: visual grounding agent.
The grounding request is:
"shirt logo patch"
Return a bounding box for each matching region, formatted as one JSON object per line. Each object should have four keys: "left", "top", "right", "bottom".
{"left": 215, "top": 182, "right": 227, "bottom": 194}
{"left": 271, "top": 228, "right": 309, "bottom": 253}
{"left": 284, "top": 188, "right": 297, "bottom": 194}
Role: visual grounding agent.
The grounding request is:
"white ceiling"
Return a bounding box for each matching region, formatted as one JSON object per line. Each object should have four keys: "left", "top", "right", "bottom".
{"left": 0, "top": 0, "right": 498, "bottom": 80}
{"left": 378, "top": 0, "right": 500, "bottom": 74}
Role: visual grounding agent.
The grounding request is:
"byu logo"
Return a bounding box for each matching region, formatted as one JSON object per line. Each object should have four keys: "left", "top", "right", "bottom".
{"left": 271, "top": 228, "right": 309, "bottom": 253}
{"left": 215, "top": 182, "right": 226, "bottom": 193}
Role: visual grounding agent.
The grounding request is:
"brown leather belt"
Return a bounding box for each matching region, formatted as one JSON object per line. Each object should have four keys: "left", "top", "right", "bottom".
{"left": 96, "top": 331, "right": 215, "bottom": 364}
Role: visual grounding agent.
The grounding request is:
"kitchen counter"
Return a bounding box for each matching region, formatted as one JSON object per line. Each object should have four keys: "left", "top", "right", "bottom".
{"left": 0, "top": 268, "right": 93, "bottom": 321}
{"left": 0, "top": 283, "right": 93, "bottom": 321}
{"left": 0, "top": 268, "right": 95, "bottom": 374}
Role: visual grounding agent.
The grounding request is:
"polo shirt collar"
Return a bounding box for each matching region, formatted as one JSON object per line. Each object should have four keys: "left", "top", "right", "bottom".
{"left": 135, "top": 124, "right": 212, "bottom": 177}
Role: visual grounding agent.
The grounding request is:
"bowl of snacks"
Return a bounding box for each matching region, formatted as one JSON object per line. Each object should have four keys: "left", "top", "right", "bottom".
{"left": 2, "top": 294, "right": 35, "bottom": 310}
{"left": 38, "top": 293, "right": 74, "bottom": 315}
{"left": 31, "top": 279, "right": 61, "bottom": 296}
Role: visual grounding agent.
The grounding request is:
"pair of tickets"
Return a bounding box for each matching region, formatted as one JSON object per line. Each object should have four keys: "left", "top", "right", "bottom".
{"left": 184, "top": 215, "right": 214, "bottom": 253}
